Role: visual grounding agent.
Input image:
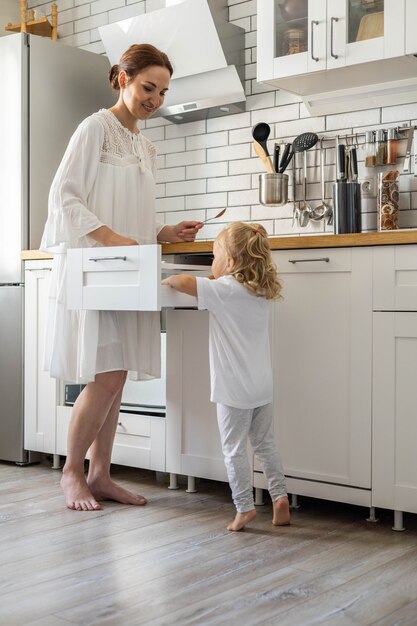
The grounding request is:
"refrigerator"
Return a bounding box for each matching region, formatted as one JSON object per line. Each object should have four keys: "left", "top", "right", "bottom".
{"left": 0, "top": 33, "right": 114, "bottom": 463}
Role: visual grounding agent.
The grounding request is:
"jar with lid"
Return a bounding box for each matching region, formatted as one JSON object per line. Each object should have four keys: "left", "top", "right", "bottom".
{"left": 364, "top": 131, "right": 376, "bottom": 167}
{"left": 375, "top": 129, "right": 387, "bottom": 166}
{"left": 377, "top": 169, "right": 400, "bottom": 231}
{"left": 282, "top": 28, "right": 307, "bottom": 55}
{"left": 386, "top": 128, "right": 398, "bottom": 165}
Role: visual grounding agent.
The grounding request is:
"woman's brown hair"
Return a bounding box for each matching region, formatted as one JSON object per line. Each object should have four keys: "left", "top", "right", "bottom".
{"left": 109, "top": 43, "right": 173, "bottom": 90}
{"left": 217, "top": 222, "right": 282, "bottom": 300}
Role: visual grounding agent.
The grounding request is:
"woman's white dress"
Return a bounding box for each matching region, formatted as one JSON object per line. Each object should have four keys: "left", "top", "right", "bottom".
{"left": 40, "top": 109, "right": 162, "bottom": 383}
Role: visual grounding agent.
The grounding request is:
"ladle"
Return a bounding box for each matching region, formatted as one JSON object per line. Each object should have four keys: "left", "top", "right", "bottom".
{"left": 252, "top": 122, "right": 271, "bottom": 157}
{"left": 308, "top": 138, "right": 333, "bottom": 224}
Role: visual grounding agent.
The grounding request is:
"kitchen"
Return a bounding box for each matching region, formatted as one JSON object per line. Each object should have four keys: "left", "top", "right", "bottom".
{"left": 2, "top": 0, "right": 417, "bottom": 623}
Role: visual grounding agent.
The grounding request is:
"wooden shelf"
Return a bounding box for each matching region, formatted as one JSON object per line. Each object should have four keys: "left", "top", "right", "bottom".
{"left": 4, "top": 1, "right": 58, "bottom": 41}
{"left": 6, "top": 17, "right": 53, "bottom": 38}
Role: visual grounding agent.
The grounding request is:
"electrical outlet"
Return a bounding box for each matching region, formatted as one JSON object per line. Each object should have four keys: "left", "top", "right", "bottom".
{"left": 360, "top": 176, "right": 376, "bottom": 198}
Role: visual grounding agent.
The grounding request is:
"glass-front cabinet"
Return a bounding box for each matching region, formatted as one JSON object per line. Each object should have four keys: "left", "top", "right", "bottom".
{"left": 258, "top": 0, "right": 407, "bottom": 82}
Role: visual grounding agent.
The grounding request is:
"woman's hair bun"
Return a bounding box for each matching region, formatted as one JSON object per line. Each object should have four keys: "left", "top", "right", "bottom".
{"left": 109, "top": 64, "right": 120, "bottom": 90}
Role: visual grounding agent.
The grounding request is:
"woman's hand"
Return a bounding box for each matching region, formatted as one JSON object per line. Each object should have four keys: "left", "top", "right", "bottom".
{"left": 88, "top": 226, "right": 138, "bottom": 246}
{"left": 158, "top": 221, "right": 203, "bottom": 243}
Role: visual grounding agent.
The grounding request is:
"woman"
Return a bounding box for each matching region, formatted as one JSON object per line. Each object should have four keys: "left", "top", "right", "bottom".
{"left": 40, "top": 44, "right": 202, "bottom": 511}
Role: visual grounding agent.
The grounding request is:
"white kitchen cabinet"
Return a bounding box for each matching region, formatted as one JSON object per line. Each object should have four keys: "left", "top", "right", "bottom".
{"left": 253, "top": 247, "right": 373, "bottom": 507}
{"left": 24, "top": 260, "right": 58, "bottom": 453}
{"left": 56, "top": 405, "right": 166, "bottom": 471}
{"left": 372, "top": 312, "right": 417, "bottom": 518}
{"left": 257, "top": 0, "right": 417, "bottom": 115}
{"left": 165, "top": 309, "right": 228, "bottom": 483}
{"left": 373, "top": 245, "right": 417, "bottom": 312}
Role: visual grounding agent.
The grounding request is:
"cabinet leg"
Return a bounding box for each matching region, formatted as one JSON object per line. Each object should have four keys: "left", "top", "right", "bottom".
{"left": 392, "top": 510, "right": 405, "bottom": 532}
{"left": 186, "top": 476, "right": 197, "bottom": 493}
{"left": 290, "top": 494, "right": 300, "bottom": 510}
{"left": 168, "top": 473, "right": 179, "bottom": 490}
{"left": 254, "top": 488, "right": 264, "bottom": 506}
{"left": 366, "top": 506, "right": 378, "bottom": 523}
{"left": 51, "top": 454, "right": 61, "bottom": 470}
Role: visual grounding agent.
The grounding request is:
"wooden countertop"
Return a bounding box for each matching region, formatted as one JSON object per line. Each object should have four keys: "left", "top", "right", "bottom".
{"left": 21, "top": 230, "right": 417, "bottom": 260}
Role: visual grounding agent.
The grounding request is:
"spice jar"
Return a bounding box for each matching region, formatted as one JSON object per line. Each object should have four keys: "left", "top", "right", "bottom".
{"left": 386, "top": 128, "right": 398, "bottom": 165}
{"left": 282, "top": 28, "right": 307, "bottom": 55}
{"left": 375, "top": 129, "right": 387, "bottom": 166}
{"left": 377, "top": 169, "right": 400, "bottom": 231}
{"left": 364, "top": 131, "right": 376, "bottom": 167}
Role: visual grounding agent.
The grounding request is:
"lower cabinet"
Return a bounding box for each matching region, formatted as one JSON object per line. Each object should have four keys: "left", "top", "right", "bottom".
{"left": 372, "top": 312, "right": 417, "bottom": 515}
{"left": 253, "top": 248, "right": 373, "bottom": 507}
{"left": 24, "top": 261, "right": 58, "bottom": 453}
{"left": 165, "top": 309, "right": 228, "bottom": 482}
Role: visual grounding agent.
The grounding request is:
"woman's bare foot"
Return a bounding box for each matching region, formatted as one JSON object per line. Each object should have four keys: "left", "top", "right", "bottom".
{"left": 61, "top": 471, "right": 101, "bottom": 511}
{"left": 88, "top": 475, "right": 147, "bottom": 506}
{"left": 227, "top": 509, "right": 256, "bottom": 532}
{"left": 272, "top": 495, "right": 291, "bottom": 526}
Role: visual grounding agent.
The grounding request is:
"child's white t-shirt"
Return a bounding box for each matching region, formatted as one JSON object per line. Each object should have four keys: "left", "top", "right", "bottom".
{"left": 196, "top": 275, "right": 273, "bottom": 409}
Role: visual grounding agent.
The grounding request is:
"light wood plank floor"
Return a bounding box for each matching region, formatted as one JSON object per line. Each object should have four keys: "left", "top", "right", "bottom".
{"left": 1, "top": 460, "right": 417, "bottom": 626}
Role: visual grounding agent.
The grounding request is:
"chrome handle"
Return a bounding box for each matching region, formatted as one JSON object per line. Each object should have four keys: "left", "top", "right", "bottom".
{"left": 330, "top": 17, "right": 338, "bottom": 59}
{"left": 311, "top": 20, "right": 319, "bottom": 62}
{"left": 88, "top": 256, "right": 127, "bottom": 262}
{"left": 288, "top": 257, "right": 330, "bottom": 264}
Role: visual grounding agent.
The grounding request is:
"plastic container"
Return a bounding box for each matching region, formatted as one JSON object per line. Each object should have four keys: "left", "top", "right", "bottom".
{"left": 259, "top": 173, "right": 289, "bottom": 206}
{"left": 377, "top": 169, "right": 400, "bottom": 231}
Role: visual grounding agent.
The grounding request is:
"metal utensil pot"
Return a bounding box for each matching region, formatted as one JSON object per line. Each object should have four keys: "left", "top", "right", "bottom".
{"left": 259, "top": 173, "right": 289, "bottom": 206}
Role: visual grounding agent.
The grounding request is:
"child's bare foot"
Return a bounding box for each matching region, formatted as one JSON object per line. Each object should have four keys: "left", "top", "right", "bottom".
{"left": 272, "top": 495, "right": 291, "bottom": 526}
{"left": 61, "top": 471, "right": 101, "bottom": 511}
{"left": 227, "top": 509, "right": 256, "bottom": 531}
{"left": 88, "top": 475, "right": 147, "bottom": 506}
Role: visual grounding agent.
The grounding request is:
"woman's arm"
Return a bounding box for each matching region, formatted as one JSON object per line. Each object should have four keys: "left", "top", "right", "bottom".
{"left": 162, "top": 274, "right": 197, "bottom": 296}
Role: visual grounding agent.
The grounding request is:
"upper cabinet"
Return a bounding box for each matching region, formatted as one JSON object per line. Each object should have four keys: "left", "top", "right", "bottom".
{"left": 257, "top": 0, "right": 417, "bottom": 115}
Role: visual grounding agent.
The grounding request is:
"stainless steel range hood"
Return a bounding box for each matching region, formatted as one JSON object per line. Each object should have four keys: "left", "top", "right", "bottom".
{"left": 98, "top": 0, "right": 246, "bottom": 123}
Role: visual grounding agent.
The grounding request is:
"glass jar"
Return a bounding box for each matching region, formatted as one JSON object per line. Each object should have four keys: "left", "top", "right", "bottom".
{"left": 364, "top": 130, "right": 376, "bottom": 167}
{"left": 377, "top": 169, "right": 399, "bottom": 231}
{"left": 386, "top": 128, "right": 398, "bottom": 165}
{"left": 375, "top": 129, "right": 387, "bottom": 166}
{"left": 282, "top": 28, "right": 307, "bottom": 55}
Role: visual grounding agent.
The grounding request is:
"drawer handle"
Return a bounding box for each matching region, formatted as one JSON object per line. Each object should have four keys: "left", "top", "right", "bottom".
{"left": 88, "top": 256, "right": 127, "bottom": 262}
{"left": 288, "top": 257, "right": 330, "bottom": 264}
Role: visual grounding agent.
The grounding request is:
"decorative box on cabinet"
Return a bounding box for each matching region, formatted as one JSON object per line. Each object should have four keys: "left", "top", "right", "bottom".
{"left": 372, "top": 245, "right": 417, "bottom": 529}
{"left": 253, "top": 248, "right": 373, "bottom": 507}
{"left": 257, "top": 0, "right": 417, "bottom": 115}
{"left": 24, "top": 260, "right": 58, "bottom": 454}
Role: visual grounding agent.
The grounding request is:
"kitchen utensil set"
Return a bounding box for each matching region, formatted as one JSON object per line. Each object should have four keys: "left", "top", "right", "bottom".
{"left": 333, "top": 141, "right": 361, "bottom": 233}
{"left": 252, "top": 124, "right": 293, "bottom": 174}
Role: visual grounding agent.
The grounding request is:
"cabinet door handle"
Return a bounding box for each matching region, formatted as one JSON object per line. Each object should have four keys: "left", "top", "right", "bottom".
{"left": 330, "top": 17, "right": 338, "bottom": 59}
{"left": 288, "top": 257, "right": 330, "bottom": 264}
{"left": 311, "top": 20, "right": 319, "bottom": 62}
{"left": 88, "top": 256, "right": 127, "bottom": 262}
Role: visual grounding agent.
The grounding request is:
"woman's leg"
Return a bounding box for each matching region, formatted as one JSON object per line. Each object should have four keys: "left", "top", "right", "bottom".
{"left": 61, "top": 370, "right": 127, "bottom": 511}
{"left": 216, "top": 404, "right": 256, "bottom": 531}
{"left": 87, "top": 381, "right": 147, "bottom": 506}
{"left": 249, "top": 404, "right": 290, "bottom": 526}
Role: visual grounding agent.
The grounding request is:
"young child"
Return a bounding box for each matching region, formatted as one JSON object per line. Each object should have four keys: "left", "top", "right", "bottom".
{"left": 162, "top": 222, "right": 290, "bottom": 531}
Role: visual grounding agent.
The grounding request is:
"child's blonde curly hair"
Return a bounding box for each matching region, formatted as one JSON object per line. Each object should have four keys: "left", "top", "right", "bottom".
{"left": 216, "top": 222, "right": 282, "bottom": 300}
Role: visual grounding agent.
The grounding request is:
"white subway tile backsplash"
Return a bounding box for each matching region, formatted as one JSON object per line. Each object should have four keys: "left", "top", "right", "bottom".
{"left": 186, "top": 162, "right": 228, "bottom": 180}
{"left": 208, "top": 175, "right": 251, "bottom": 193}
{"left": 29, "top": 0, "right": 417, "bottom": 237}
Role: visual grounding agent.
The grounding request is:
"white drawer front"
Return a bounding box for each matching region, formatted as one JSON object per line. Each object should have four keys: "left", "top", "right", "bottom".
{"left": 67, "top": 244, "right": 203, "bottom": 311}
{"left": 273, "top": 248, "right": 352, "bottom": 274}
{"left": 373, "top": 245, "right": 417, "bottom": 311}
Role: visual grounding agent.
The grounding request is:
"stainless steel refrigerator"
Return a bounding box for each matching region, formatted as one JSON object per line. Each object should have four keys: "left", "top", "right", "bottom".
{"left": 0, "top": 33, "right": 114, "bottom": 463}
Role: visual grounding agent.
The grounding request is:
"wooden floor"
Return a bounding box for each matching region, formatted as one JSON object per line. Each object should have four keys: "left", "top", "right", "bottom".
{"left": 2, "top": 461, "right": 417, "bottom": 626}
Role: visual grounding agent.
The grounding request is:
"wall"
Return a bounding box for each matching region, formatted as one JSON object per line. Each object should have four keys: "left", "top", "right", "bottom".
{"left": 28, "top": 0, "right": 417, "bottom": 239}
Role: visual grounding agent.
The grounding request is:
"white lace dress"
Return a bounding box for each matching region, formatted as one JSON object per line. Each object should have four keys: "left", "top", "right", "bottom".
{"left": 40, "top": 109, "right": 163, "bottom": 383}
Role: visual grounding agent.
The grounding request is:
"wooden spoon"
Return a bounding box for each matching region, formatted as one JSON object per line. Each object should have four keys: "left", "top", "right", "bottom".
{"left": 201, "top": 208, "right": 227, "bottom": 224}
{"left": 252, "top": 141, "right": 275, "bottom": 174}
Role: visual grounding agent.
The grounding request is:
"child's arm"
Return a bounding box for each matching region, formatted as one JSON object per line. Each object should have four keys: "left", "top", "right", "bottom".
{"left": 161, "top": 274, "right": 197, "bottom": 296}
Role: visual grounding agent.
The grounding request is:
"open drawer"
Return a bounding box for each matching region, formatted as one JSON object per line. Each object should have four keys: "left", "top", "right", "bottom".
{"left": 67, "top": 244, "right": 209, "bottom": 311}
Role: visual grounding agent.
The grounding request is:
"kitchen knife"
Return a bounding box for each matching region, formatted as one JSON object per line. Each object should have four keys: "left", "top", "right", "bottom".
{"left": 403, "top": 128, "right": 414, "bottom": 173}
{"left": 337, "top": 144, "right": 346, "bottom": 181}
{"left": 351, "top": 147, "right": 358, "bottom": 182}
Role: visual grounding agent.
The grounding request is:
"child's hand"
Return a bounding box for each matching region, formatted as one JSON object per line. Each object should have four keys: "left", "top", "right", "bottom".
{"left": 161, "top": 278, "right": 171, "bottom": 286}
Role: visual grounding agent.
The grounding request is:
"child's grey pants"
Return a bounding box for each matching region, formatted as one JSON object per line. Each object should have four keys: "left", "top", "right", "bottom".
{"left": 216, "top": 402, "right": 287, "bottom": 513}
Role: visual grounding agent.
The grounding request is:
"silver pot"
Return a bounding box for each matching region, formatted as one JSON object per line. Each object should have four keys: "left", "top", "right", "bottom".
{"left": 259, "top": 173, "right": 289, "bottom": 206}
